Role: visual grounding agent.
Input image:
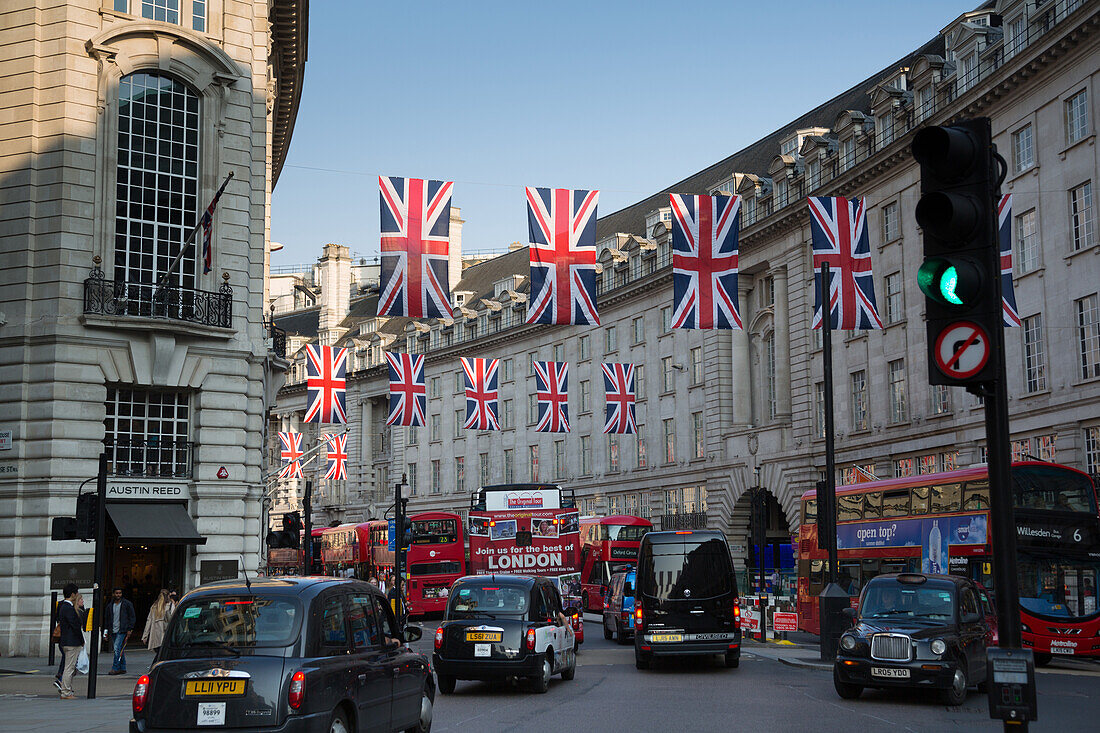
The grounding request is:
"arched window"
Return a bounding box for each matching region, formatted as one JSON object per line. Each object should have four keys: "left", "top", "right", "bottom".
{"left": 115, "top": 73, "right": 199, "bottom": 287}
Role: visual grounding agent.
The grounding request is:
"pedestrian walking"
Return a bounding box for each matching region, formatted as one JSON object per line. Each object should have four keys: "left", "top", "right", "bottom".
{"left": 141, "top": 589, "right": 174, "bottom": 656}
{"left": 57, "top": 583, "right": 85, "bottom": 699}
{"left": 102, "top": 587, "right": 136, "bottom": 674}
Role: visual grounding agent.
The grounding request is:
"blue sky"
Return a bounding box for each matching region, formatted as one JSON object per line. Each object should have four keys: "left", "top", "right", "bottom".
{"left": 270, "top": 0, "right": 974, "bottom": 266}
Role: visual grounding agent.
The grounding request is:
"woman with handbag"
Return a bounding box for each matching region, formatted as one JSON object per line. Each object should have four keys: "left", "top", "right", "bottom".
{"left": 140, "top": 589, "right": 174, "bottom": 654}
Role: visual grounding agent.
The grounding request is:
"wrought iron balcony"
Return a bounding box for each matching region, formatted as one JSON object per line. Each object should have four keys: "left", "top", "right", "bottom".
{"left": 659, "top": 511, "right": 709, "bottom": 531}
{"left": 104, "top": 438, "right": 195, "bottom": 478}
{"left": 84, "top": 264, "right": 232, "bottom": 329}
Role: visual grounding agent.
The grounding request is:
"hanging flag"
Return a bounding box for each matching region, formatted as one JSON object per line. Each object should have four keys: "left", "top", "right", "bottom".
{"left": 999, "top": 194, "right": 1021, "bottom": 327}
{"left": 669, "top": 193, "right": 742, "bottom": 329}
{"left": 533, "top": 360, "right": 570, "bottom": 433}
{"left": 385, "top": 351, "right": 427, "bottom": 427}
{"left": 461, "top": 357, "right": 500, "bottom": 430}
{"left": 526, "top": 187, "right": 600, "bottom": 325}
{"left": 325, "top": 433, "right": 348, "bottom": 480}
{"left": 602, "top": 362, "right": 637, "bottom": 435}
{"left": 808, "top": 196, "right": 883, "bottom": 330}
{"left": 304, "top": 344, "right": 348, "bottom": 424}
{"left": 278, "top": 431, "right": 304, "bottom": 479}
{"left": 378, "top": 176, "right": 454, "bottom": 318}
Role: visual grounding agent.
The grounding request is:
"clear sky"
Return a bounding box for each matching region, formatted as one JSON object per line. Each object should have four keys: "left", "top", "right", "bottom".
{"left": 270, "top": 0, "right": 974, "bottom": 267}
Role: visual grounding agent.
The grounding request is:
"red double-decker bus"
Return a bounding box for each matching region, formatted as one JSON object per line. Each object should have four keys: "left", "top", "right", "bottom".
{"left": 405, "top": 511, "right": 465, "bottom": 617}
{"left": 797, "top": 461, "right": 1100, "bottom": 663}
{"left": 320, "top": 523, "right": 369, "bottom": 577}
{"left": 578, "top": 515, "right": 653, "bottom": 612}
{"left": 368, "top": 519, "right": 395, "bottom": 578}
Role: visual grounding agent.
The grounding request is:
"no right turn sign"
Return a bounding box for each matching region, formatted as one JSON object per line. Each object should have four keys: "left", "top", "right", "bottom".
{"left": 933, "top": 321, "right": 991, "bottom": 380}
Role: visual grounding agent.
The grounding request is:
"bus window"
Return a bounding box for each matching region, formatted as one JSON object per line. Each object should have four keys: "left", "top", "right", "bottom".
{"left": 962, "top": 481, "right": 990, "bottom": 511}
{"left": 882, "top": 489, "right": 910, "bottom": 517}
{"left": 803, "top": 499, "right": 817, "bottom": 525}
{"left": 931, "top": 483, "right": 961, "bottom": 513}
{"left": 1012, "top": 465, "right": 1098, "bottom": 513}
{"left": 911, "top": 486, "right": 929, "bottom": 514}
{"left": 810, "top": 559, "right": 824, "bottom": 589}
{"left": 864, "top": 492, "right": 882, "bottom": 519}
{"left": 838, "top": 493, "right": 863, "bottom": 521}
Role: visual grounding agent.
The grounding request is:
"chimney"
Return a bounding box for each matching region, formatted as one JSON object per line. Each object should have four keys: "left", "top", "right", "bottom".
{"left": 449, "top": 206, "right": 464, "bottom": 293}
{"left": 317, "top": 243, "right": 351, "bottom": 344}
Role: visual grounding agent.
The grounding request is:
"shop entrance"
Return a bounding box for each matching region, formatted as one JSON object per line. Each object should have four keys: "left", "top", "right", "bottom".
{"left": 107, "top": 543, "right": 187, "bottom": 643}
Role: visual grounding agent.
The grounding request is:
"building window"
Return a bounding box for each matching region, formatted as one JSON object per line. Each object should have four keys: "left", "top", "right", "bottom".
{"left": 765, "top": 333, "right": 777, "bottom": 420}
{"left": 141, "top": 0, "right": 179, "bottom": 23}
{"left": 455, "top": 457, "right": 465, "bottom": 492}
{"left": 917, "top": 455, "right": 937, "bottom": 475}
{"left": 528, "top": 351, "right": 538, "bottom": 376}
{"left": 103, "top": 387, "right": 191, "bottom": 477}
{"left": 529, "top": 445, "right": 539, "bottom": 482}
{"left": 407, "top": 463, "right": 417, "bottom": 495}
{"left": 692, "top": 412, "right": 704, "bottom": 459}
{"left": 1084, "top": 426, "right": 1100, "bottom": 475}
{"left": 479, "top": 452, "right": 490, "bottom": 487}
{"left": 916, "top": 85, "right": 933, "bottom": 120}
{"left": 885, "top": 272, "right": 903, "bottom": 324}
{"left": 552, "top": 343, "right": 564, "bottom": 363}
{"left": 1077, "top": 294, "right": 1100, "bottom": 380}
{"left": 1013, "top": 125, "right": 1034, "bottom": 173}
{"left": 841, "top": 138, "right": 855, "bottom": 171}
{"left": 637, "top": 434, "right": 648, "bottom": 468}
{"left": 578, "top": 335, "right": 590, "bottom": 361}
{"left": 632, "top": 316, "right": 645, "bottom": 345}
{"left": 1015, "top": 209, "right": 1040, "bottom": 273}
{"left": 501, "top": 399, "right": 513, "bottom": 429}
{"left": 580, "top": 435, "right": 591, "bottom": 475}
{"left": 116, "top": 73, "right": 200, "bottom": 289}
{"left": 605, "top": 326, "right": 617, "bottom": 353}
{"left": 454, "top": 409, "right": 463, "bottom": 438}
{"left": 661, "top": 306, "right": 672, "bottom": 333}
{"left": 806, "top": 158, "right": 820, "bottom": 190}
{"left": 850, "top": 370, "right": 868, "bottom": 431}
{"left": 528, "top": 393, "right": 538, "bottom": 425}
{"left": 877, "top": 113, "right": 893, "bottom": 149}
{"left": 894, "top": 458, "right": 914, "bottom": 478}
{"left": 690, "top": 347, "right": 703, "bottom": 385}
{"left": 554, "top": 440, "right": 565, "bottom": 479}
{"left": 502, "top": 449, "right": 513, "bottom": 484}
{"left": 429, "top": 376, "right": 441, "bottom": 399}
{"left": 931, "top": 384, "right": 951, "bottom": 416}
{"left": 882, "top": 202, "right": 900, "bottom": 242}
{"left": 888, "top": 359, "right": 907, "bottom": 423}
{"left": 579, "top": 379, "right": 591, "bottom": 413}
{"left": 1023, "top": 314, "right": 1047, "bottom": 393}
{"left": 814, "top": 382, "right": 825, "bottom": 439}
{"left": 759, "top": 275, "right": 775, "bottom": 308}
{"left": 635, "top": 365, "right": 646, "bottom": 397}
{"left": 663, "top": 418, "right": 675, "bottom": 464}
{"left": 501, "top": 358, "right": 513, "bottom": 382}
{"left": 1070, "top": 181, "right": 1094, "bottom": 252}
{"left": 431, "top": 460, "right": 441, "bottom": 494}
{"left": 430, "top": 414, "right": 441, "bottom": 442}
{"left": 661, "top": 356, "right": 674, "bottom": 392}
{"left": 607, "top": 435, "right": 619, "bottom": 472}
{"left": 455, "top": 370, "right": 464, "bottom": 394}
{"left": 407, "top": 426, "right": 418, "bottom": 446}
{"left": 1066, "top": 90, "right": 1090, "bottom": 145}
{"left": 774, "top": 177, "right": 788, "bottom": 209}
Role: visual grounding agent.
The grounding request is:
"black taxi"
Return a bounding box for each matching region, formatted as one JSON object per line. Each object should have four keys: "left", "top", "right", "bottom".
{"left": 131, "top": 577, "right": 433, "bottom": 733}
{"left": 834, "top": 573, "right": 993, "bottom": 705}
{"left": 433, "top": 575, "right": 577, "bottom": 694}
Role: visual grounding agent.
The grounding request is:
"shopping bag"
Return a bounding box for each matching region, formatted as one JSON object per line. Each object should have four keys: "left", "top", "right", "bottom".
{"left": 76, "top": 647, "right": 89, "bottom": 675}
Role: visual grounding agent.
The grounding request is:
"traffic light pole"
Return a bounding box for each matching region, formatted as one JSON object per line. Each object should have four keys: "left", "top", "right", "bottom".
{"left": 393, "top": 474, "right": 407, "bottom": 628}
{"left": 302, "top": 480, "right": 313, "bottom": 575}
{"left": 88, "top": 452, "right": 108, "bottom": 700}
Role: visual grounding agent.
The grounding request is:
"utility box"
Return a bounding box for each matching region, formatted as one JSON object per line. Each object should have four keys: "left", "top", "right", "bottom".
{"left": 819, "top": 582, "right": 850, "bottom": 661}
{"left": 987, "top": 648, "right": 1037, "bottom": 724}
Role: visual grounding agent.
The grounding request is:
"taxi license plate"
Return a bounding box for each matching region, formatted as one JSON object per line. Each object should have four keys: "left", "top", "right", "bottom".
{"left": 466, "top": 631, "right": 502, "bottom": 643}
{"left": 650, "top": 634, "right": 683, "bottom": 643}
{"left": 185, "top": 679, "right": 247, "bottom": 697}
{"left": 197, "top": 702, "right": 225, "bottom": 726}
{"left": 870, "top": 667, "right": 910, "bottom": 679}
{"left": 1051, "top": 647, "right": 1075, "bottom": 654}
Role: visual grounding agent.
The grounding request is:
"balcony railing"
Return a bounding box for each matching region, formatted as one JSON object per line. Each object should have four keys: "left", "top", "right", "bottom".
{"left": 659, "top": 511, "right": 709, "bottom": 531}
{"left": 269, "top": 321, "right": 287, "bottom": 358}
{"left": 104, "top": 438, "right": 195, "bottom": 478}
{"left": 84, "top": 265, "right": 233, "bottom": 329}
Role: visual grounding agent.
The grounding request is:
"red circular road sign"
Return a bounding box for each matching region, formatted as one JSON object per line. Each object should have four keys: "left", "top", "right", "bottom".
{"left": 933, "top": 321, "right": 991, "bottom": 379}
{"left": 216, "top": 466, "right": 229, "bottom": 479}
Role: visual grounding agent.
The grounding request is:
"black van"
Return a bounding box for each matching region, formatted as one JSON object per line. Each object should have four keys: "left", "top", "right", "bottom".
{"left": 634, "top": 530, "right": 741, "bottom": 670}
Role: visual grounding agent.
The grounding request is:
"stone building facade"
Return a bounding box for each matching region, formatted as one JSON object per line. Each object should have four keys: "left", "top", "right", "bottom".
{"left": 0, "top": 0, "right": 305, "bottom": 655}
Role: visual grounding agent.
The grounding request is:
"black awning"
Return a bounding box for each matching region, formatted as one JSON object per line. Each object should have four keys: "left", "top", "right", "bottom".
{"left": 107, "top": 502, "right": 207, "bottom": 545}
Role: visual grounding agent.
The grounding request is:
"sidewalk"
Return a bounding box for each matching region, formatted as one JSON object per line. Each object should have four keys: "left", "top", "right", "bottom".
{"left": 741, "top": 637, "right": 832, "bottom": 671}
{"left": 0, "top": 649, "right": 155, "bottom": 698}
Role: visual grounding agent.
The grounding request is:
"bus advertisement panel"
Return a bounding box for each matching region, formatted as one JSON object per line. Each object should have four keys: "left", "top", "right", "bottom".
{"left": 578, "top": 515, "right": 653, "bottom": 612}
{"left": 406, "top": 511, "right": 465, "bottom": 617}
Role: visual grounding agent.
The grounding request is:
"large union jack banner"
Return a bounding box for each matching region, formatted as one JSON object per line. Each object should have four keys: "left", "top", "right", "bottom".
{"left": 385, "top": 352, "right": 426, "bottom": 427}
{"left": 325, "top": 433, "right": 348, "bottom": 480}
{"left": 526, "top": 187, "right": 600, "bottom": 325}
{"left": 602, "top": 362, "right": 637, "bottom": 435}
{"left": 304, "top": 345, "right": 348, "bottom": 424}
{"left": 278, "top": 431, "right": 304, "bottom": 479}
{"left": 670, "top": 193, "right": 742, "bottom": 329}
{"left": 462, "top": 357, "right": 500, "bottom": 430}
{"left": 999, "top": 194, "right": 1021, "bottom": 327}
{"left": 534, "top": 360, "right": 570, "bottom": 433}
{"left": 808, "top": 196, "right": 883, "bottom": 330}
{"left": 378, "top": 176, "right": 454, "bottom": 319}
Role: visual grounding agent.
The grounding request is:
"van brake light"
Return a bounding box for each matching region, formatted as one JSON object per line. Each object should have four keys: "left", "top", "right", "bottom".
{"left": 434, "top": 626, "right": 443, "bottom": 650}
{"left": 132, "top": 675, "right": 150, "bottom": 716}
{"left": 526, "top": 628, "right": 536, "bottom": 651}
{"left": 734, "top": 602, "right": 741, "bottom": 620}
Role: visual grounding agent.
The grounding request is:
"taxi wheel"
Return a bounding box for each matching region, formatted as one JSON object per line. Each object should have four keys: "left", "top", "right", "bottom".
{"left": 328, "top": 707, "right": 351, "bottom": 733}
{"left": 582, "top": 592, "right": 590, "bottom": 612}
{"left": 615, "top": 624, "right": 630, "bottom": 646}
{"left": 531, "top": 656, "right": 552, "bottom": 693}
{"left": 405, "top": 683, "right": 433, "bottom": 733}
{"left": 603, "top": 620, "right": 613, "bottom": 640}
{"left": 436, "top": 672, "right": 456, "bottom": 695}
{"left": 724, "top": 651, "right": 739, "bottom": 668}
{"left": 561, "top": 652, "right": 576, "bottom": 681}
{"left": 634, "top": 649, "right": 651, "bottom": 670}
{"left": 941, "top": 665, "right": 968, "bottom": 706}
{"left": 833, "top": 667, "right": 862, "bottom": 700}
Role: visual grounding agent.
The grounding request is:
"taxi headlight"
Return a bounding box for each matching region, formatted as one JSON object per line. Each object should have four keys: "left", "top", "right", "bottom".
{"left": 840, "top": 634, "right": 857, "bottom": 651}
{"left": 930, "top": 639, "right": 947, "bottom": 656}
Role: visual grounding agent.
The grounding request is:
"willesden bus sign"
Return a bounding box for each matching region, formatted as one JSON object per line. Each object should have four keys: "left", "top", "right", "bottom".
{"left": 106, "top": 480, "right": 190, "bottom": 501}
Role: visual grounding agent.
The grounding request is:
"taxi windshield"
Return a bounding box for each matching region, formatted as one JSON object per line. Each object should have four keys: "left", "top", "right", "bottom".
{"left": 447, "top": 585, "right": 528, "bottom": 618}
{"left": 860, "top": 583, "right": 955, "bottom": 621}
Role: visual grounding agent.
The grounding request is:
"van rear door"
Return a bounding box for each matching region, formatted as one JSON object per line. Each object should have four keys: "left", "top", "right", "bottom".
{"left": 640, "top": 537, "right": 738, "bottom": 636}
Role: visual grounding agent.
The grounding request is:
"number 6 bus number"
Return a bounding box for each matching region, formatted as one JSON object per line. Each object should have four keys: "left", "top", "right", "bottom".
{"left": 1073, "top": 529, "right": 1082, "bottom": 542}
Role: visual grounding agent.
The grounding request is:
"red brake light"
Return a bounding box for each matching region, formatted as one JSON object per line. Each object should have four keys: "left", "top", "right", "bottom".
{"left": 434, "top": 626, "right": 443, "bottom": 650}
{"left": 734, "top": 602, "right": 741, "bottom": 620}
{"left": 288, "top": 670, "right": 306, "bottom": 710}
{"left": 225, "top": 600, "right": 253, "bottom": 605}
{"left": 526, "top": 627, "right": 536, "bottom": 651}
{"left": 132, "top": 674, "right": 150, "bottom": 716}
{"left": 675, "top": 531, "right": 692, "bottom": 535}
{"left": 635, "top": 605, "right": 643, "bottom": 629}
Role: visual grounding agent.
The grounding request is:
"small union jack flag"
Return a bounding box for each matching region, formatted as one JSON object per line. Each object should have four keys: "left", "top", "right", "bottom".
{"left": 670, "top": 193, "right": 742, "bottom": 329}
{"left": 385, "top": 352, "right": 427, "bottom": 427}
{"left": 462, "top": 357, "right": 500, "bottom": 431}
{"left": 199, "top": 176, "right": 230, "bottom": 275}
{"left": 278, "top": 431, "right": 304, "bottom": 479}
{"left": 378, "top": 176, "right": 454, "bottom": 319}
{"left": 304, "top": 345, "right": 348, "bottom": 424}
{"left": 534, "top": 360, "right": 570, "bottom": 433}
{"left": 808, "top": 196, "right": 883, "bottom": 330}
{"left": 602, "top": 362, "right": 636, "bottom": 435}
{"left": 999, "top": 194, "right": 1021, "bottom": 327}
{"left": 526, "top": 187, "right": 600, "bottom": 326}
{"left": 325, "top": 433, "right": 348, "bottom": 480}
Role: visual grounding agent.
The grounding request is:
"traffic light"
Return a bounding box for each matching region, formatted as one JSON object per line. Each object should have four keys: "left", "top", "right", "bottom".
{"left": 76, "top": 492, "right": 98, "bottom": 540}
{"left": 399, "top": 516, "right": 414, "bottom": 550}
{"left": 911, "top": 117, "right": 1001, "bottom": 385}
{"left": 52, "top": 516, "right": 78, "bottom": 541}
{"left": 283, "top": 512, "right": 302, "bottom": 548}
{"left": 816, "top": 480, "right": 835, "bottom": 553}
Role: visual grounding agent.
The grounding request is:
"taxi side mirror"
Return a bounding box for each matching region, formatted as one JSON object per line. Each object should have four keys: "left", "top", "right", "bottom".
{"left": 403, "top": 625, "right": 423, "bottom": 643}
{"left": 961, "top": 611, "right": 981, "bottom": 625}
{"left": 841, "top": 607, "right": 857, "bottom": 620}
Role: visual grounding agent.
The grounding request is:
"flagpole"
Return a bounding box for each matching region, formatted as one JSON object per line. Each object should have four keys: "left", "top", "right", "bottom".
{"left": 156, "top": 171, "right": 234, "bottom": 292}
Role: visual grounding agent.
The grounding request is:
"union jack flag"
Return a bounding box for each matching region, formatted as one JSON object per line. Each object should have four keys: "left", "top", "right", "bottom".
{"left": 999, "top": 194, "right": 1021, "bottom": 327}
{"left": 304, "top": 345, "right": 348, "bottom": 424}
{"left": 278, "top": 431, "right": 304, "bottom": 479}
{"left": 385, "top": 352, "right": 426, "bottom": 427}
{"left": 199, "top": 176, "right": 230, "bottom": 275}
{"left": 533, "top": 360, "right": 570, "bottom": 433}
{"left": 462, "top": 357, "right": 500, "bottom": 431}
{"left": 525, "top": 187, "right": 600, "bottom": 325}
{"left": 602, "top": 362, "right": 636, "bottom": 435}
{"left": 378, "top": 176, "right": 454, "bottom": 318}
{"left": 808, "top": 196, "right": 883, "bottom": 330}
{"left": 325, "top": 433, "right": 348, "bottom": 481}
{"left": 670, "top": 193, "right": 742, "bottom": 329}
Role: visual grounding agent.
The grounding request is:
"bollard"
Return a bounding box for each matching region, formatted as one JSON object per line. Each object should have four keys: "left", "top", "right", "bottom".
{"left": 48, "top": 591, "right": 57, "bottom": 667}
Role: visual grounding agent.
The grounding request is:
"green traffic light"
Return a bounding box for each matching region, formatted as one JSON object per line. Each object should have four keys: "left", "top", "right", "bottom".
{"left": 918, "top": 257, "right": 981, "bottom": 307}
{"left": 940, "top": 265, "right": 963, "bottom": 305}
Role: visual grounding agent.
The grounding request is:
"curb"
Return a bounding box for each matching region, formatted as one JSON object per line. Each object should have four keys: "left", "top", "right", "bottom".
{"left": 777, "top": 656, "right": 833, "bottom": 671}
